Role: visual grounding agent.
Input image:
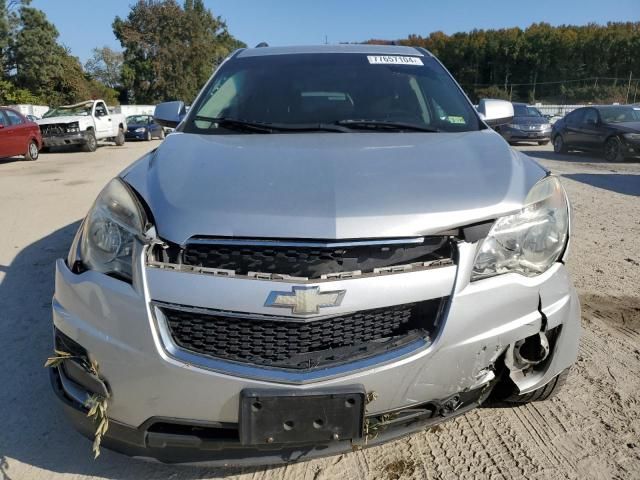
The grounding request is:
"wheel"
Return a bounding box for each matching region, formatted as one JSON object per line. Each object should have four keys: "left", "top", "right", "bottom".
{"left": 505, "top": 369, "right": 570, "bottom": 404}
{"left": 115, "top": 128, "right": 126, "bottom": 146}
{"left": 145, "top": 130, "right": 152, "bottom": 141}
{"left": 604, "top": 137, "right": 624, "bottom": 162}
{"left": 82, "top": 130, "right": 97, "bottom": 152}
{"left": 25, "top": 140, "right": 39, "bottom": 161}
{"left": 553, "top": 135, "right": 567, "bottom": 153}
{"left": 158, "top": 128, "right": 165, "bottom": 140}
{"left": 538, "top": 140, "right": 550, "bottom": 146}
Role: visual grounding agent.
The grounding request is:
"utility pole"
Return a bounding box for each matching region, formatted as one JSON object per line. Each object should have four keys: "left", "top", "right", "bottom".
{"left": 626, "top": 71, "right": 632, "bottom": 104}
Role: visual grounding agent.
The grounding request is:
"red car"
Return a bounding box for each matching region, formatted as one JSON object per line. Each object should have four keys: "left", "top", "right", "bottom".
{"left": 0, "top": 107, "right": 43, "bottom": 161}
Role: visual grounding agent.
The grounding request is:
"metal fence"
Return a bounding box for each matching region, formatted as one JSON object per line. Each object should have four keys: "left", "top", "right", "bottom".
{"left": 533, "top": 104, "right": 588, "bottom": 117}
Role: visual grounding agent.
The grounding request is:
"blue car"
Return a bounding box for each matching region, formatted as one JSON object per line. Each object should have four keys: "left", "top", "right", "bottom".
{"left": 125, "top": 114, "right": 165, "bottom": 141}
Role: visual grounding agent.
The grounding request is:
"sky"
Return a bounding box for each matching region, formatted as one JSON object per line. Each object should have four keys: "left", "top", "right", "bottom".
{"left": 32, "top": 0, "right": 640, "bottom": 63}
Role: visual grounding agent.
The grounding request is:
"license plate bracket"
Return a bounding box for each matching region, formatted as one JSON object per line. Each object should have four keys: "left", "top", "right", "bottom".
{"left": 239, "top": 385, "right": 366, "bottom": 445}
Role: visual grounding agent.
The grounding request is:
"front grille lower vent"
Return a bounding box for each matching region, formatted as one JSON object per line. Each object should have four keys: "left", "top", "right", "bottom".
{"left": 160, "top": 299, "right": 444, "bottom": 370}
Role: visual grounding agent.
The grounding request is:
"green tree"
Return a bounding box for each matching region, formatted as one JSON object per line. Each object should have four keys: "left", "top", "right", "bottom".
{"left": 369, "top": 22, "right": 640, "bottom": 104}
{"left": 84, "top": 46, "right": 123, "bottom": 89}
{"left": 12, "top": 6, "right": 70, "bottom": 101}
{"left": 1, "top": 0, "right": 30, "bottom": 76}
{"left": 113, "top": 0, "right": 245, "bottom": 103}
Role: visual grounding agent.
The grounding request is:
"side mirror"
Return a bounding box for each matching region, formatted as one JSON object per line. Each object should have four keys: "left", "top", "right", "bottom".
{"left": 154, "top": 101, "right": 186, "bottom": 129}
{"left": 477, "top": 99, "right": 514, "bottom": 127}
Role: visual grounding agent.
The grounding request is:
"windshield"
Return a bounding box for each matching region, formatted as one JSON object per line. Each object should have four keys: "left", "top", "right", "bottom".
{"left": 185, "top": 53, "right": 480, "bottom": 134}
{"left": 599, "top": 107, "right": 640, "bottom": 123}
{"left": 513, "top": 105, "right": 543, "bottom": 117}
{"left": 43, "top": 103, "right": 92, "bottom": 118}
{"left": 127, "top": 115, "right": 151, "bottom": 124}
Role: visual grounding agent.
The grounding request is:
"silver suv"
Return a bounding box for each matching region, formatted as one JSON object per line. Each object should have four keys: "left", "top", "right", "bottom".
{"left": 50, "top": 45, "right": 580, "bottom": 465}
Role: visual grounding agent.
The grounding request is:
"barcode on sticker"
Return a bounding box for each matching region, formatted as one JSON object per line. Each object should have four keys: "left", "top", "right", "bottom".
{"left": 367, "top": 56, "right": 423, "bottom": 66}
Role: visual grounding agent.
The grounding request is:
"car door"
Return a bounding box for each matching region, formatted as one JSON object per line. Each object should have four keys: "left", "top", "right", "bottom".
{"left": 149, "top": 116, "right": 161, "bottom": 136}
{"left": 6, "top": 109, "right": 33, "bottom": 153}
{"left": 576, "top": 108, "right": 603, "bottom": 151}
{"left": 562, "top": 109, "right": 584, "bottom": 148}
{"left": 93, "top": 101, "right": 112, "bottom": 137}
{"left": 0, "top": 109, "right": 28, "bottom": 157}
{"left": 0, "top": 110, "right": 15, "bottom": 157}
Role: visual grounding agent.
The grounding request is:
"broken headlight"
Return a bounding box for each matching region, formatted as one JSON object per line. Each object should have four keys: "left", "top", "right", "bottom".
{"left": 471, "top": 176, "right": 569, "bottom": 280}
{"left": 78, "top": 178, "right": 148, "bottom": 282}
{"left": 66, "top": 121, "right": 80, "bottom": 133}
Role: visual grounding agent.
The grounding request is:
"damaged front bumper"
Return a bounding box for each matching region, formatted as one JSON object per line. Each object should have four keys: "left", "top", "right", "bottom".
{"left": 50, "top": 240, "right": 581, "bottom": 464}
{"left": 42, "top": 131, "right": 91, "bottom": 147}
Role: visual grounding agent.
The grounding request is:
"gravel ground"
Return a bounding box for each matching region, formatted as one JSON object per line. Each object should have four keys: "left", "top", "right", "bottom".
{"left": 0, "top": 141, "right": 638, "bottom": 480}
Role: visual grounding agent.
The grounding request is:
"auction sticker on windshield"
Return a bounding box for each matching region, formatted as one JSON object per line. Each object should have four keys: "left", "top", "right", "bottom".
{"left": 367, "top": 55, "right": 423, "bottom": 66}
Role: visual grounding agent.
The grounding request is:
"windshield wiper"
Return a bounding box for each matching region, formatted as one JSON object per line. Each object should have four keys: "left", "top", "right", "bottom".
{"left": 194, "top": 116, "right": 276, "bottom": 133}
{"left": 335, "top": 119, "right": 440, "bottom": 132}
{"left": 194, "top": 116, "right": 350, "bottom": 133}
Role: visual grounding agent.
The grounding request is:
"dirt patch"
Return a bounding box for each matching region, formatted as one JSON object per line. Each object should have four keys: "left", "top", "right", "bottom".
{"left": 383, "top": 459, "right": 417, "bottom": 480}
{"left": 580, "top": 294, "right": 640, "bottom": 332}
{"left": 64, "top": 180, "right": 91, "bottom": 186}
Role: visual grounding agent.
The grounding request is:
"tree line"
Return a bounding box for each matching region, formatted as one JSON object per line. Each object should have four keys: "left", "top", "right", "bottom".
{"left": 0, "top": 0, "right": 120, "bottom": 105}
{"left": 369, "top": 22, "right": 640, "bottom": 104}
{"left": 0, "top": 0, "right": 243, "bottom": 107}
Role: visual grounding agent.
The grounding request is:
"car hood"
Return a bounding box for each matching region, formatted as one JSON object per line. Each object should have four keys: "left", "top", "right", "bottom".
{"left": 37, "top": 116, "right": 89, "bottom": 125}
{"left": 512, "top": 116, "right": 549, "bottom": 125}
{"left": 123, "top": 130, "right": 546, "bottom": 244}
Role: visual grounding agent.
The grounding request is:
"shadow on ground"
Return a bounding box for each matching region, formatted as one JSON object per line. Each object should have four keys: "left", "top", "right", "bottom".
{"left": 562, "top": 173, "right": 640, "bottom": 196}
{"left": 518, "top": 149, "right": 640, "bottom": 164}
{"left": 0, "top": 223, "right": 267, "bottom": 479}
{"left": 0, "top": 156, "right": 27, "bottom": 165}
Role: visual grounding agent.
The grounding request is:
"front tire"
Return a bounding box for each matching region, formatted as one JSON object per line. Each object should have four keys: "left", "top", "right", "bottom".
{"left": 115, "top": 128, "right": 126, "bottom": 146}
{"left": 505, "top": 369, "right": 570, "bottom": 404}
{"left": 604, "top": 137, "right": 624, "bottom": 162}
{"left": 553, "top": 135, "right": 567, "bottom": 153}
{"left": 158, "top": 129, "right": 165, "bottom": 140}
{"left": 145, "top": 130, "right": 152, "bottom": 141}
{"left": 25, "top": 140, "right": 39, "bottom": 161}
{"left": 82, "top": 130, "right": 97, "bottom": 152}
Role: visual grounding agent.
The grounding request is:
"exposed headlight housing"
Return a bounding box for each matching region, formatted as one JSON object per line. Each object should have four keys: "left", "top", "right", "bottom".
{"left": 66, "top": 121, "right": 80, "bottom": 133}
{"left": 135, "top": 127, "right": 146, "bottom": 133}
{"left": 76, "top": 178, "right": 148, "bottom": 282}
{"left": 472, "top": 176, "right": 569, "bottom": 280}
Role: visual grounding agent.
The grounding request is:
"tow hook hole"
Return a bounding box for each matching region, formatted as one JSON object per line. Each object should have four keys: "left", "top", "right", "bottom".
{"left": 283, "top": 420, "right": 294, "bottom": 431}
{"left": 252, "top": 401, "right": 262, "bottom": 412}
{"left": 519, "top": 334, "right": 548, "bottom": 363}
{"left": 313, "top": 419, "right": 324, "bottom": 429}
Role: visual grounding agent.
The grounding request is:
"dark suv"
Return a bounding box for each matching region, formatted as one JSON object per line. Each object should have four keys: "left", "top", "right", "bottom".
{"left": 552, "top": 105, "right": 640, "bottom": 162}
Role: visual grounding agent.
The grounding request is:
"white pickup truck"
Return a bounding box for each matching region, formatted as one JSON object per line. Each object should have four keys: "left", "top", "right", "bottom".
{"left": 37, "top": 100, "right": 127, "bottom": 152}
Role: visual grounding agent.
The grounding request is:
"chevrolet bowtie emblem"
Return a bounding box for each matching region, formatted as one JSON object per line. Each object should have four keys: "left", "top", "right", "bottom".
{"left": 265, "top": 286, "right": 346, "bottom": 315}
